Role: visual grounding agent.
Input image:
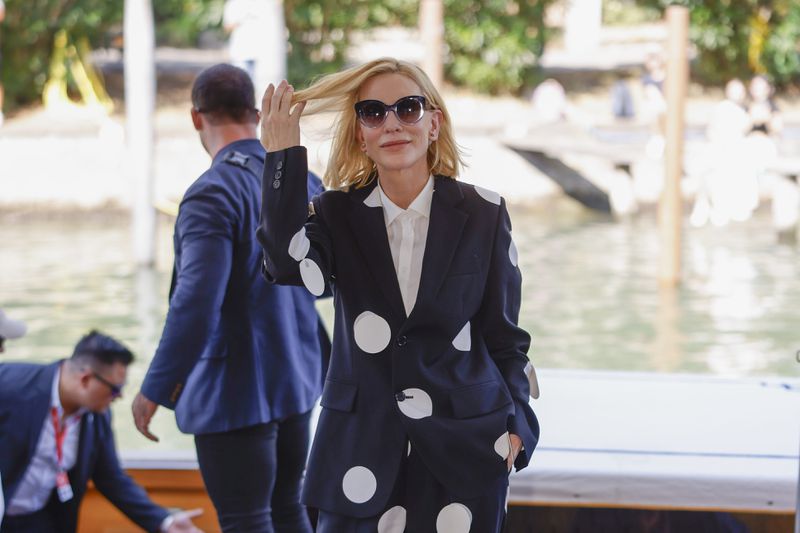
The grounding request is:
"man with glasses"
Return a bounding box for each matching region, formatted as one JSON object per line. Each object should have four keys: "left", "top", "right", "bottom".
{"left": 0, "top": 330, "right": 203, "bottom": 533}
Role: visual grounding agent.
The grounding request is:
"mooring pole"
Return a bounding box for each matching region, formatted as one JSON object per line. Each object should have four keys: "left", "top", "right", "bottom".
{"left": 658, "top": 6, "right": 688, "bottom": 287}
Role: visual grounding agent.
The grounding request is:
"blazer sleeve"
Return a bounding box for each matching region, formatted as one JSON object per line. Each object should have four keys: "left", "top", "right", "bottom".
{"left": 477, "top": 198, "right": 540, "bottom": 471}
{"left": 257, "top": 146, "right": 334, "bottom": 295}
{"left": 141, "top": 185, "right": 235, "bottom": 408}
{"left": 91, "top": 412, "right": 169, "bottom": 532}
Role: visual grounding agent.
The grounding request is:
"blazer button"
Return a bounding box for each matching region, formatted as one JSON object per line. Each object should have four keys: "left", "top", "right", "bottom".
{"left": 272, "top": 179, "right": 281, "bottom": 189}
{"left": 275, "top": 170, "right": 283, "bottom": 179}
{"left": 277, "top": 160, "right": 284, "bottom": 170}
{"left": 395, "top": 335, "right": 407, "bottom": 347}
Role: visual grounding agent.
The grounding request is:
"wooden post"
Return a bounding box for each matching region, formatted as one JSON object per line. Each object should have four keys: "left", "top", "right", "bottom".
{"left": 125, "top": 0, "right": 157, "bottom": 267}
{"left": 419, "top": 0, "right": 444, "bottom": 88}
{"left": 658, "top": 6, "right": 688, "bottom": 287}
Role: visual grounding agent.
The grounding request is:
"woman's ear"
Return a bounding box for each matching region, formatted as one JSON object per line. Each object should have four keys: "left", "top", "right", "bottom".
{"left": 356, "top": 129, "right": 367, "bottom": 152}
{"left": 429, "top": 109, "right": 443, "bottom": 141}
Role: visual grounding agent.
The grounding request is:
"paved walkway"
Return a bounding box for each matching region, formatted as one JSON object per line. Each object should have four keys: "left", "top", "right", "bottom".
{"left": 1, "top": 45, "right": 798, "bottom": 211}
{"left": 0, "top": 91, "right": 565, "bottom": 210}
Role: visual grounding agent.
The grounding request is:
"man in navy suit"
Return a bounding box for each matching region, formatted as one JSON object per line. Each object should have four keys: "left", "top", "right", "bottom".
{"left": 131, "top": 64, "right": 327, "bottom": 532}
{"left": 0, "top": 331, "right": 202, "bottom": 533}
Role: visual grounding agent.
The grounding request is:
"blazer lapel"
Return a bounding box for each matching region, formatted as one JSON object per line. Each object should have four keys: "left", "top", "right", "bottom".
{"left": 412, "top": 177, "right": 468, "bottom": 316}
{"left": 26, "top": 363, "right": 58, "bottom": 463}
{"left": 347, "top": 181, "right": 407, "bottom": 320}
{"left": 71, "top": 411, "right": 94, "bottom": 493}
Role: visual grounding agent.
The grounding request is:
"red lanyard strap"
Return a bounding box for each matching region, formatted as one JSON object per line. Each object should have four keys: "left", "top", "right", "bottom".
{"left": 50, "top": 407, "right": 68, "bottom": 468}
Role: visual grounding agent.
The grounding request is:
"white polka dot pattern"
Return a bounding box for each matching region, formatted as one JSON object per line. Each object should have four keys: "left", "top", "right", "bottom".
{"left": 494, "top": 432, "right": 511, "bottom": 459}
{"left": 378, "top": 505, "right": 407, "bottom": 533}
{"left": 509, "top": 238, "right": 519, "bottom": 267}
{"left": 288, "top": 227, "right": 310, "bottom": 261}
{"left": 353, "top": 311, "right": 391, "bottom": 354}
{"left": 299, "top": 258, "right": 325, "bottom": 296}
{"left": 474, "top": 185, "right": 501, "bottom": 205}
{"left": 342, "top": 466, "right": 377, "bottom": 504}
{"left": 525, "top": 361, "right": 540, "bottom": 399}
{"left": 396, "top": 388, "right": 433, "bottom": 419}
{"left": 452, "top": 322, "right": 471, "bottom": 351}
{"left": 436, "top": 503, "right": 472, "bottom": 533}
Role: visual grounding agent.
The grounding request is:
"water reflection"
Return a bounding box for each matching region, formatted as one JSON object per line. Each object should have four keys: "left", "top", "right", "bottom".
{"left": 1, "top": 199, "right": 798, "bottom": 451}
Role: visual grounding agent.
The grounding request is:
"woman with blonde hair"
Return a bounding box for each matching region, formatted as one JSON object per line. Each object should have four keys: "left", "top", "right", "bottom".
{"left": 257, "top": 57, "right": 539, "bottom": 532}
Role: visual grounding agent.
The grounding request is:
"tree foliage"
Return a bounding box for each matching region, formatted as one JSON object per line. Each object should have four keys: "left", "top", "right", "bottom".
{"left": 638, "top": 0, "right": 800, "bottom": 86}
{"left": 444, "top": 0, "right": 555, "bottom": 94}
{"left": 283, "top": 0, "right": 415, "bottom": 86}
{"left": 0, "top": 0, "right": 556, "bottom": 109}
{"left": 1, "top": 0, "right": 122, "bottom": 107}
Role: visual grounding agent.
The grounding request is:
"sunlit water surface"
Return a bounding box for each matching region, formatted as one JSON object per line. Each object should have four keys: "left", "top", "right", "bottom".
{"left": 2, "top": 199, "right": 798, "bottom": 451}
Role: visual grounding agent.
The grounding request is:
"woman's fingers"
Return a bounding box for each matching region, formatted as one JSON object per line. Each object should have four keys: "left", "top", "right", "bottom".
{"left": 261, "top": 83, "right": 275, "bottom": 116}
{"left": 271, "top": 80, "right": 288, "bottom": 116}
{"left": 291, "top": 100, "right": 307, "bottom": 124}
{"left": 261, "top": 80, "right": 303, "bottom": 151}
{"left": 280, "top": 84, "right": 294, "bottom": 115}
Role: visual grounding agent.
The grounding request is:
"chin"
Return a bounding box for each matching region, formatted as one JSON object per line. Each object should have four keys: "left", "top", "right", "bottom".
{"left": 377, "top": 155, "right": 426, "bottom": 172}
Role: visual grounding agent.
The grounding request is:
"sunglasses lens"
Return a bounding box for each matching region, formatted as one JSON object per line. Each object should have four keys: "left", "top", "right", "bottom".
{"left": 357, "top": 101, "right": 387, "bottom": 128}
{"left": 396, "top": 97, "right": 424, "bottom": 124}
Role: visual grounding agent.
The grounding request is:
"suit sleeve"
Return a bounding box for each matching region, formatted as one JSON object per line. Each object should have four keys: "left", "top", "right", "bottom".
{"left": 257, "top": 146, "right": 334, "bottom": 294}
{"left": 91, "top": 412, "right": 169, "bottom": 532}
{"left": 141, "top": 185, "right": 234, "bottom": 408}
{"left": 478, "top": 198, "right": 539, "bottom": 471}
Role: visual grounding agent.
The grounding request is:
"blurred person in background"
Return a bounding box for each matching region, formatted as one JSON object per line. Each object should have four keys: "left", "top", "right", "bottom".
{"left": 223, "top": 0, "right": 287, "bottom": 94}
{"left": 692, "top": 78, "right": 759, "bottom": 227}
{"left": 641, "top": 51, "right": 667, "bottom": 158}
{"left": 0, "top": 331, "right": 202, "bottom": 533}
{"left": 132, "top": 64, "right": 328, "bottom": 533}
{"left": 747, "top": 74, "right": 782, "bottom": 138}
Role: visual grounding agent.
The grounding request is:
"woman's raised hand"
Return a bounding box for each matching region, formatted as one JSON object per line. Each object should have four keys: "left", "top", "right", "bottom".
{"left": 260, "top": 80, "right": 306, "bottom": 152}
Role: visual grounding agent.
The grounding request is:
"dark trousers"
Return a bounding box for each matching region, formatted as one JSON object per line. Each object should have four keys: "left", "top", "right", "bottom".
{"left": 1, "top": 510, "right": 58, "bottom": 533}
{"left": 195, "top": 409, "right": 313, "bottom": 533}
{"left": 1, "top": 492, "right": 64, "bottom": 533}
{"left": 317, "top": 440, "right": 509, "bottom": 533}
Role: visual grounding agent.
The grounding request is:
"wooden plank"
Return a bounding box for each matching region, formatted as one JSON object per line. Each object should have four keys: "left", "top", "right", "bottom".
{"left": 77, "top": 469, "right": 219, "bottom": 533}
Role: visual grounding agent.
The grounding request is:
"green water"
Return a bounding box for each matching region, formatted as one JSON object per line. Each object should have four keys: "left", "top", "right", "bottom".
{"left": 1, "top": 199, "right": 798, "bottom": 451}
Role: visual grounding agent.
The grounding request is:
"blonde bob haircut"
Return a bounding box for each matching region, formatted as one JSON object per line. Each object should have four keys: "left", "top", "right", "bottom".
{"left": 293, "top": 58, "right": 465, "bottom": 190}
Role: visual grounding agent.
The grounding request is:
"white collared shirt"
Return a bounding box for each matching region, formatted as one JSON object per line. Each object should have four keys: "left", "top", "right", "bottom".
{"left": 6, "top": 366, "right": 83, "bottom": 515}
{"left": 368, "top": 176, "right": 434, "bottom": 316}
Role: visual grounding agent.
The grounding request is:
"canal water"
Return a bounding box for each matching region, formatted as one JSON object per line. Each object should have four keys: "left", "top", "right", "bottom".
{"left": 1, "top": 199, "right": 798, "bottom": 451}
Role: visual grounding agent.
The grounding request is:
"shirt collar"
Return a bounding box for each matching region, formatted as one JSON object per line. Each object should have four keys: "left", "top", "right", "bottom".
{"left": 376, "top": 176, "right": 434, "bottom": 226}
{"left": 51, "top": 365, "right": 63, "bottom": 412}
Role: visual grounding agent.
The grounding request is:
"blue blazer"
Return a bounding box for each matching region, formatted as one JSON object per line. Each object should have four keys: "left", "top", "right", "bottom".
{"left": 258, "top": 147, "right": 539, "bottom": 517}
{"left": 0, "top": 362, "right": 168, "bottom": 533}
{"left": 141, "top": 139, "right": 328, "bottom": 435}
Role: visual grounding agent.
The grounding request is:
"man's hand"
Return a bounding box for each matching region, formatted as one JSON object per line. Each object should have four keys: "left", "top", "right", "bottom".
{"left": 507, "top": 433, "right": 523, "bottom": 472}
{"left": 260, "top": 80, "right": 306, "bottom": 152}
{"left": 165, "top": 508, "right": 204, "bottom": 533}
{"left": 132, "top": 392, "right": 160, "bottom": 442}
